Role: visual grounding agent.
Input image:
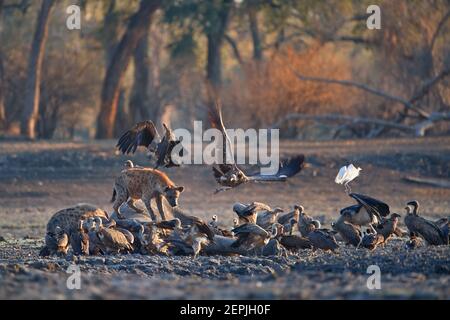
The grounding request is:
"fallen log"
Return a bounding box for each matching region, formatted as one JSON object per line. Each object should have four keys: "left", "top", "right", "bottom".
{"left": 404, "top": 176, "right": 450, "bottom": 189}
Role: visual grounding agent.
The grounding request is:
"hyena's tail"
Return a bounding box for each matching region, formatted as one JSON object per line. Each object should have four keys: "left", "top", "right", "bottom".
{"left": 111, "top": 188, "right": 116, "bottom": 203}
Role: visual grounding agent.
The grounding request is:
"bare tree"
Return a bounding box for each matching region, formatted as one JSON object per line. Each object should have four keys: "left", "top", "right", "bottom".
{"left": 247, "top": 0, "right": 262, "bottom": 61}
{"left": 20, "top": 0, "right": 54, "bottom": 139}
{"left": 96, "top": 0, "right": 161, "bottom": 139}
{"left": 206, "top": 0, "right": 233, "bottom": 88}
{"left": 129, "top": 20, "right": 152, "bottom": 123}
{"left": 280, "top": 63, "right": 450, "bottom": 137}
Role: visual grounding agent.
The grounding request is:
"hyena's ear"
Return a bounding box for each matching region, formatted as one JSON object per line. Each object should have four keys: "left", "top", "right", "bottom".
{"left": 176, "top": 186, "right": 185, "bottom": 193}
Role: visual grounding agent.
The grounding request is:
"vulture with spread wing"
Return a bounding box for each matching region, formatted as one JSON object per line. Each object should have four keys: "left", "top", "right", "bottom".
{"left": 340, "top": 193, "right": 390, "bottom": 232}
{"left": 208, "top": 99, "right": 305, "bottom": 193}
{"left": 116, "top": 121, "right": 183, "bottom": 168}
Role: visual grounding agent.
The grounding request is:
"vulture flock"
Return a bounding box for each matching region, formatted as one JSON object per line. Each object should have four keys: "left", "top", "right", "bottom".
{"left": 40, "top": 103, "right": 450, "bottom": 258}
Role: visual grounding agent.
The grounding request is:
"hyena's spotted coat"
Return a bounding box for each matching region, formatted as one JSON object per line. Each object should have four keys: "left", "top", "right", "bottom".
{"left": 111, "top": 168, "right": 184, "bottom": 221}
{"left": 40, "top": 203, "right": 109, "bottom": 256}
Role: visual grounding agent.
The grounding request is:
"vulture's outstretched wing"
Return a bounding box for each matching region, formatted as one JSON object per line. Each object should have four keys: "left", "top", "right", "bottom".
{"left": 247, "top": 155, "right": 305, "bottom": 182}
{"left": 116, "top": 121, "right": 159, "bottom": 154}
{"left": 349, "top": 193, "right": 390, "bottom": 218}
{"left": 208, "top": 97, "right": 235, "bottom": 164}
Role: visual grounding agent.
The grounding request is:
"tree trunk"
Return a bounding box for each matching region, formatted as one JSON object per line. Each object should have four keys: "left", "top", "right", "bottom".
{"left": 129, "top": 21, "right": 153, "bottom": 123}
{"left": 248, "top": 4, "right": 262, "bottom": 61}
{"left": 206, "top": 0, "right": 233, "bottom": 88}
{"left": 96, "top": 0, "right": 161, "bottom": 139}
{"left": 20, "top": 0, "right": 54, "bottom": 139}
{"left": 0, "top": 0, "right": 5, "bottom": 128}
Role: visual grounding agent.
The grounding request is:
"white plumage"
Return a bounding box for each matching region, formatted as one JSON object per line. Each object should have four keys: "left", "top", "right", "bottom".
{"left": 335, "top": 164, "right": 362, "bottom": 193}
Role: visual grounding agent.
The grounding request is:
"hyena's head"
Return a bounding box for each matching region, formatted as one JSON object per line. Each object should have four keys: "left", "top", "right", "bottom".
{"left": 164, "top": 185, "right": 184, "bottom": 207}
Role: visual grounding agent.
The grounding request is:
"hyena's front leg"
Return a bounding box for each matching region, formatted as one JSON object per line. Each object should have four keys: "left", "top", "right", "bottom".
{"left": 155, "top": 192, "right": 174, "bottom": 221}
{"left": 142, "top": 194, "right": 158, "bottom": 222}
{"left": 112, "top": 185, "right": 128, "bottom": 219}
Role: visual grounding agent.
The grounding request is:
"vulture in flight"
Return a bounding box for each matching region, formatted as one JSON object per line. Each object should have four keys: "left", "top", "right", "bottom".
{"left": 208, "top": 99, "right": 305, "bottom": 193}
{"left": 116, "top": 121, "right": 183, "bottom": 168}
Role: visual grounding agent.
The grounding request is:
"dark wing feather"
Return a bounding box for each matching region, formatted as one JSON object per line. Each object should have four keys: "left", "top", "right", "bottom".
{"left": 232, "top": 223, "right": 269, "bottom": 237}
{"left": 247, "top": 155, "right": 305, "bottom": 181}
{"left": 156, "top": 219, "right": 179, "bottom": 230}
{"left": 340, "top": 204, "right": 362, "bottom": 215}
{"left": 155, "top": 135, "right": 169, "bottom": 168}
{"left": 116, "top": 121, "right": 159, "bottom": 154}
{"left": 349, "top": 193, "right": 390, "bottom": 218}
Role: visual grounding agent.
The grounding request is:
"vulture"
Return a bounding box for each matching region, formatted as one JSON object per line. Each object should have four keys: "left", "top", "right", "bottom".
{"left": 208, "top": 215, "right": 234, "bottom": 237}
{"left": 307, "top": 229, "right": 339, "bottom": 252}
{"left": 70, "top": 220, "right": 90, "bottom": 255}
{"left": 331, "top": 213, "right": 362, "bottom": 247}
{"left": 279, "top": 234, "right": 312, "bottom": 250}
{"left": 262, "top": 238, "right": 287, "bottom": 257}
{"left": 404, "top": 201, "right": 448, "bottom": 245}
{"left": 340, "top": 193, "right": 390, "bottom": 232}
{"left": 233, "top": 202, "right": 271, "bottom": 225}
{"left": 55, "top": 226, "right": 69, "bottom": 256}
{"left": 94, "top": 217, "right": 133, "bottom": 254}
{"left": 361, "top": 233, "right": 385, "bottom": 251}
{"left": 282, "top": 219, "right": 298, "bottom": 236}
{"left": 208, "top": 99, "right": 305, "bottom": 193}
{"left": 376, "top": 213, "right": 401, "bottom": 242}
{"left": 405, "top": 233, "right": 424, "bottom": 249}
{"left": 116, "top": 121, "right": 183, "bottom": 168}
{"left": 231, "top": 223, "right": 277, "bottom": 251}
{"left": 277, "top": 205, "right": 301, "bottom": 226}
{"left": 107, "top": 219, "right": 135, "bottom": 245}
{"left": 256, "top": 207, "right": 284, "bottom": 230}
{"left": 297, "top": 206, "right": 321, "bottom": 237}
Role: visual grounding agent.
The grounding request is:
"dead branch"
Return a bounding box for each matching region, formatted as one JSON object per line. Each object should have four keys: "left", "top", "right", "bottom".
{"left": 409, "top": 66, "right": 450, "bottom": 104}
{"left": 224, "top": 34, "right": 243, "bottom": 65}
{"left": 271, "top": 113, "right": 412, "bottom": 131}
{"left": 404, "top": 176, "right": 450, "bottom": 189}
{"left": 430, "top": 9, "right": 450, "bottom": 54}
{"left": 287, "top": 65, "right": 430, "bottom": 118}
{"left": 272, "top": 112, "right": 450, "bottom": 137}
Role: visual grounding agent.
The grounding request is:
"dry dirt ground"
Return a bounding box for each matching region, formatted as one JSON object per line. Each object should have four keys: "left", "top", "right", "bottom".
{"left": 0, "top": 137, "right": 449, "bottom": 299}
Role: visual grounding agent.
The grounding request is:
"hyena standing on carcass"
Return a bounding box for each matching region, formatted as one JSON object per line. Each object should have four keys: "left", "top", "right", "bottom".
{"left": 111, "top": 167, "right": 184, "bottom": 221}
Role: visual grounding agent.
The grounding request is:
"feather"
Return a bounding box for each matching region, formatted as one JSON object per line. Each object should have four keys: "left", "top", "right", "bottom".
{"left": 116, "top": 121, "right": 159, "bottom": 154}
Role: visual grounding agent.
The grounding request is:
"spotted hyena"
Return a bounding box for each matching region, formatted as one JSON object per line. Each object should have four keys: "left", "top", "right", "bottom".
{"left": 111, "top": 167, "right": 184, "bottom": 221}
{"left": 39, "top": 203, "right": 109, "bottom": 256}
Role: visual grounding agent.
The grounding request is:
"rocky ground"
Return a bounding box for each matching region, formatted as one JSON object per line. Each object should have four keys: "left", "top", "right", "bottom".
{"left": 0, "top": 137, "right": 449, "bottom": 299}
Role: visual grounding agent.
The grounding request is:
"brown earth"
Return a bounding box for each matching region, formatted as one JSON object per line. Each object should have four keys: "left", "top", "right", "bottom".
{"left": 0, "top": 137, "right": 449, "bottom": 299}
